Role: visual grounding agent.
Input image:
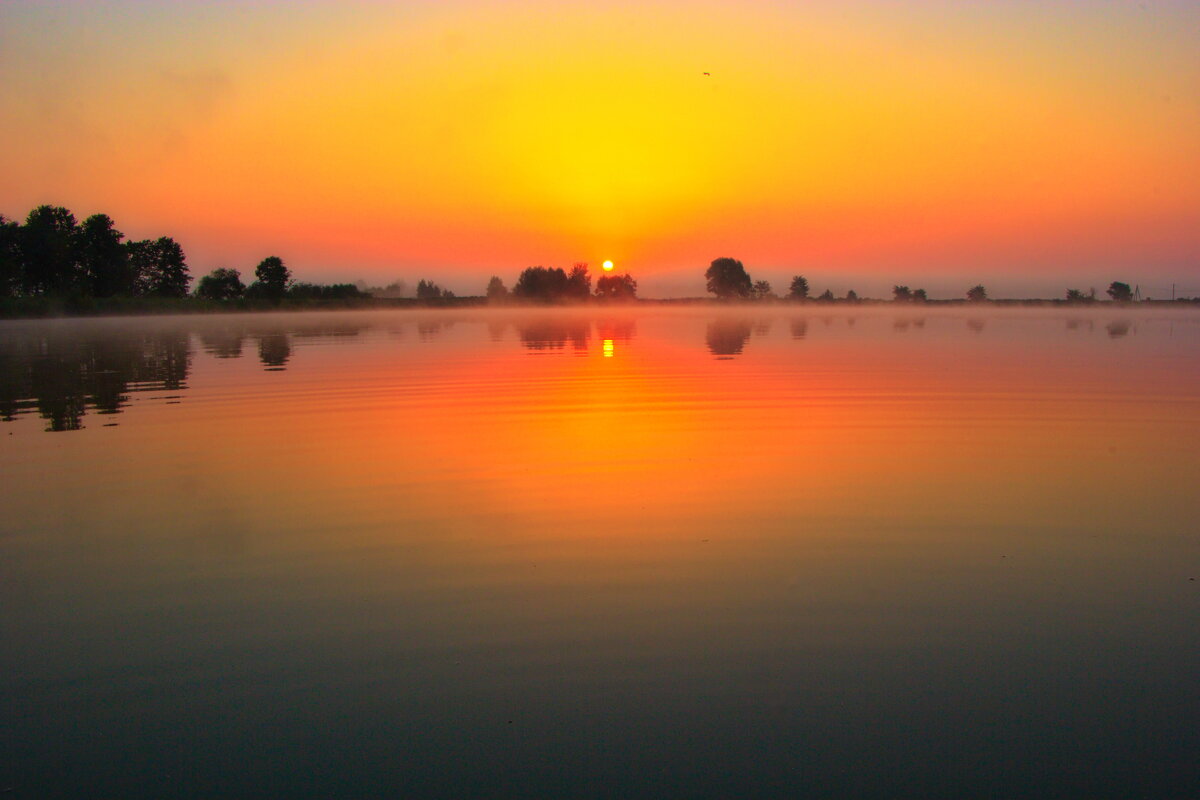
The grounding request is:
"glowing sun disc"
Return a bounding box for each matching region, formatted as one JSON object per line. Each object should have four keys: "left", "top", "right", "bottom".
{"left": 602, "top": 260, "right": 614, "bottom": 271}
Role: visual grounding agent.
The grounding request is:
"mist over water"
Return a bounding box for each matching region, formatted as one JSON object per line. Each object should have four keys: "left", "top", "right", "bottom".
{"left": 2, "top": 307, "right": 1199, "bottom": 798}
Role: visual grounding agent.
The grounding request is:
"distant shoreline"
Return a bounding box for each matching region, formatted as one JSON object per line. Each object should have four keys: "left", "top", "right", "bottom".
{"left": 2, "top": 294, "right": 1197, "bottom": 320}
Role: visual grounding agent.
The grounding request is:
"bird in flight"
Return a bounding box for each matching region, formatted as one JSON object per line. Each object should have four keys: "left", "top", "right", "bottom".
{"left": 702, "top": 72, "right": 710, "bottom": 76}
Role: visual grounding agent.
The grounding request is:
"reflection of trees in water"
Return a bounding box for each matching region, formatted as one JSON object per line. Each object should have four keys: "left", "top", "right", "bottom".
{"left": 199, "top": 328, "right": 246, "bottom": 359}
{"left": 706, "top": 319, "right": 753, "bottom": 358}
{"left": 754, "top": 319, "right": 773, "bottom": 337}
{"left": 257, "top": 333, "right": 292, "bottom": 370}
{"left": 417, "top": 320, "right": 454, "bottom": 341}
{"left": 198, "top": 320, "right": 367, "bottom": 368}
{"left": 967, "top": 318, "right": 985, "bottom": 333}
{"left": 892, "top": 317, "right": 926, "bottom": 332}
{"left": 0, "top": 329, "right": 191, "bottom": 431}
{"left": 1066, "top": 318, "right": 1094, "bottom": 332}
{"left": 595, "top": 318, "right": 636, "bottom": 342}
{"left": 518, "top": 319, "right": 591, "bottom": 352}
{"left": 1106, "top": 320, "right": 1132, "bottom": 338}
{"left": 791, "top": 319, "right": 808, "bottom": 339}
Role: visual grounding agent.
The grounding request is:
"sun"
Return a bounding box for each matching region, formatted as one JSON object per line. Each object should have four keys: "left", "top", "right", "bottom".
{"left": 602, "top": 260, "right": 614, "bottom": 271}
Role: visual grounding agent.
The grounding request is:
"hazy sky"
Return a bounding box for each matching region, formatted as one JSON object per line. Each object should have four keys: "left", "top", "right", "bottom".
{"left": 2, "top": 1, "right": 1198, "bottom": 297}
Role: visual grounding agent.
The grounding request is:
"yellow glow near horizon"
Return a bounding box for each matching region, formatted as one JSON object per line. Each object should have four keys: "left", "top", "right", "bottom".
{"left": 603, "top": 261, "right": 615, "bottom": 272}
{"left": 0, "top": 1, "right": 1197, "bottom": 289}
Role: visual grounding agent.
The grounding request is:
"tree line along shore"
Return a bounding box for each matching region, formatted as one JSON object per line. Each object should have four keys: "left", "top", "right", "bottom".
{"left": 1, "top": 205, "right": 1191, "bottom": 318}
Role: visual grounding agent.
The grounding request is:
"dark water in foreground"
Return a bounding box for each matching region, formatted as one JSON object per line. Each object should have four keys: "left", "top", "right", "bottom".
{"left": 2, "top": 307, "right": 1198, "bottom": 798}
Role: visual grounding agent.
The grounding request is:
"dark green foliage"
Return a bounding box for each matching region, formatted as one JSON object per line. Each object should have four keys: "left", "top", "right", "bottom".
{"left": 76, "top": 214, "right": 132, "bottom": 297}
{"left": 196, "top": 268, "right": 246, "bottom": 300}
{"left": 486, "top": 276, "right": 509, "bottom": 302}
{"left": 789, "top": 275, "right": 809, "bottom": 300}
{"left": 1065, "top": 288, "right": 1095, "bottom": 304}
{"left": 129, "top": 237, "right": 191, "bottom": 297}
{"left": 912, "top": 288, "right": 927, "bottom": 302}
{"left": 1107, "top": 281, "right": 1133, "bottom": 302}
{"left": 705, "top": 257, "right": 752, "bottom": 299}
{"left": 21, "top": 205, "right": 80, "bottom": 294}
{"left": 594, "top": 273, "right": 638, "bottom": 301}
{"left": 512, "top": 266, "right": 570, "bottom": 302}
{"left": 967, "top": 284, "right": 988, "bottom": 302}
{"left": 253, "top": 256, "right": 291, "bottom": 299}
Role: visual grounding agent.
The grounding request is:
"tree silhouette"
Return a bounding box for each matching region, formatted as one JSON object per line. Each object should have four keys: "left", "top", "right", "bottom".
{"left": 789, "top": 275, "right": 809, "bottom": 301}
{"left": 249, "top": 255, "right": 291, "bottom": 300}
{"left": 966, "top": 284, "right": 987, "bottom": 302}
{"left": 1065, "top": 288, "right": 1095, "bottom": 304}
{"left": 21, "top": 205, "right": 80, "bottom": 295}
{"left": 595, "top": 272, "right": 638, "bottom": 301}
{"left": 845, "top": 289, "right": 859, "bottom": 302}
{"left": 1107, "top": 281, "right": 1133, "bottom": 303}
{"left": 416, "top": 279, "right": 447, "bottom": 300}
{"left": 892, "top": 285, "right": 911, "bottom": 302}
{"left": 566, "top": 263, "right": 592, "bottom": 301}
{"left": 706, "top": 257, "right": 752, "bottom": 300}
{"left": 486, "top": 276, "right": 508, "bottom": 302}
{"left": 0, "top": 215, "right": 20, "bottom": 298}
{"left": 128, "top": 237, "right": 191, "bottom": 297}
{"left": 752, "top": 280, "right": 774, "bottom": 300}
{"left": 76, "top": 214, "right": 132, "bottom": 297}
{"left": 816, "top": 289, "right": 834, "bottom": 302}
{"left": 196, "top": 268, "right": 246, "bottom": 300}
{"left": 513, "top": 266, "right": 570, "bottom": 303}
{"left": 912, "top": 288, "right": 927, "bottom": 302}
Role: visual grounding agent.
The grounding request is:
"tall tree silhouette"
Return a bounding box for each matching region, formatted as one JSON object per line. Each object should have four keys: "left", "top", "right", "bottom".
{"left": 21, "top": 205, "right": 80, "bottom": 294}
{"left": 566, "top": 263, "right": 592, "bottom": 301}
{"left": 486, "top": 276, "right": 509, "bottom": 302}
{"left": 251, "top": 255, "right": 291, "bottom": 300}
{"left": 789, "top": 275, "right": 809, "bottom": 301}
{"left": 0, "top": 215, "right": 20, "bottom": 297}
{"left": 705, "top": 257, "right": 752, "bottom": 300}
{"left": 129, "top": 237, "right": 191, "bottom": 297}
{"left": 76, "top": 214, "right": 132, "bottom": 297}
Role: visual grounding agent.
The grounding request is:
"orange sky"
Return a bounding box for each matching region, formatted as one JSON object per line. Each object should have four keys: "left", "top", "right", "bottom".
{"left": 1, "top": 1, "right": 1198, "bottom": 297}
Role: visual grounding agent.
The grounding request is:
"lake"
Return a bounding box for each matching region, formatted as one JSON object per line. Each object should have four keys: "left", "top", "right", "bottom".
{"left": 2, "top": 307, "right": 1198, "bottom": 798}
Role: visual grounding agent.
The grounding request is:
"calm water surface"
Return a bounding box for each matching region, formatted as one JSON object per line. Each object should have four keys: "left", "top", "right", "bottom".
{"left": 2, "top": 307, "right": 1198, "bottom": 798}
